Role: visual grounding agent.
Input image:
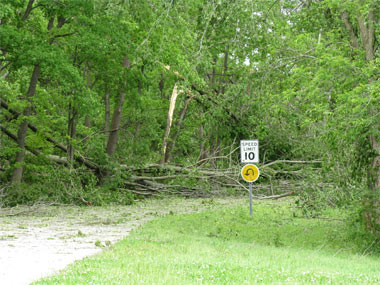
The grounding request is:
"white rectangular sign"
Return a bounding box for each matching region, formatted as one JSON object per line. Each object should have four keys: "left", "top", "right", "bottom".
{"left": 240, "top": 140, "right": 259, "bottom": 163}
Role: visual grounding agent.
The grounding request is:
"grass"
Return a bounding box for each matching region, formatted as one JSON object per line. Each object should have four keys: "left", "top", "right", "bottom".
{"left": 35, "top": 200, "right": 380, "bottom": 284}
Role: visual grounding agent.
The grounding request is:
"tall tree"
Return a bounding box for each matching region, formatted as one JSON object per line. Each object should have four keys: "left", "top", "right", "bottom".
{"left": 11, "top": 5, "right": 68, "bottom": 182}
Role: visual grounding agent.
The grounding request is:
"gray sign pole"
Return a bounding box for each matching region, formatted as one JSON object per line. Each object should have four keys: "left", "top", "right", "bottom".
{"left": 249, "top": 182, "right": 253, "bottom": 217}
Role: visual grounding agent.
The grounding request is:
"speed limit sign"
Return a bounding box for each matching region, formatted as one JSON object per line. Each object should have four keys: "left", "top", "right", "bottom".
{"left": 240, "top": 140, "right": 259, "bottom": 163}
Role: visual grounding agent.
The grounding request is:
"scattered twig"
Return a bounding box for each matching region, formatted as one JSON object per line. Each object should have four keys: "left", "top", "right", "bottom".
{"left": 255, "top": 191, "right": 295, "bottom": 200}
{"left": 361, "top": 239, "right": 378, "bottom": 257}
{"left": 262, "top": 160, "right": 322, "bottom": 168}
{"left": 0, "top": 202, "right": 60, "bottom": 217}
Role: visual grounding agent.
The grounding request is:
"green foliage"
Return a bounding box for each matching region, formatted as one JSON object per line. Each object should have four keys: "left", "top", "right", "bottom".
{"left": 294, "top": 167, "right": 363, "bottom": 217}
{"left": 1, "top": 165, "right": 134, "bottom": 207}
{"left": 347, "top": 199, "right": 380, "bottom": 253}
{"left": 0, "top": 0, "right": 380, "bottom": 243}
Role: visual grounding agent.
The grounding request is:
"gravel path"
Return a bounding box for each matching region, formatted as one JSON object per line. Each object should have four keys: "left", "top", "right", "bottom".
{"left": 0, "top": 197, "right": 245, "bottom": 284}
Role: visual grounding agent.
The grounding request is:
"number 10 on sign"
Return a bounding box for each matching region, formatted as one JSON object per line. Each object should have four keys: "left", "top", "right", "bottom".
{"left": 240, "top": 140, "right": 259, "bottom": 163}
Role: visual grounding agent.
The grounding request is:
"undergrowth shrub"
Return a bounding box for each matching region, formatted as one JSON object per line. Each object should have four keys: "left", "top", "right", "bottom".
{"left": 296, "top": 168, "right": 364, "bottom": 217}
{"left": 0, "top": 164, "right": 134, "bottom": 207}
{"left": 294, "top": 169, "right": 380, "bottom": 254}
{"left": 346, "top": 200, "right": 380, "bottom": 255}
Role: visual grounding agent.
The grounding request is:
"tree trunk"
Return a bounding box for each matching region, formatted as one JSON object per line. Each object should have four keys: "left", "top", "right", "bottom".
{"left": 341, "top": 11, "right": 359, "bottom": 49}
{"left": 348, "top": 7, "right": 380, "bottom": 231}
{"left": 84, "top": 66, "right": 95, "bottom": 130}
{"left": 209, "top": 49, "right": 228, "bottom": 169}
{"left": 67, "top": 102, "right": 77, "bottom": 163}
{"left": 197, "top": 57, "right": 217, "bottom": 164}
{"left": 360, "top": 10, "right": 379, "bottom": 230}
{"left": 199, "top": 123, "right": 207, "bottom": 161}
{"left": 159, "top": 73, "right": 165, "bottom": 97}
{"left": 11, "top": 12, "right": 63, "bottom": 183}
{"left": 12, "top": 1, "right": 43, "bottom": 182}
{"left": 210, "top": 136, "right": 222, "bottom": 169}
{"left": 165, "top": 94, "right": 193, "bottom": 163}
{"left": 106, "top": 92, "right": 126, "bottom": 156}
{"left": 11, "top": 64, "right": 40, "bottom": 183}
{"left": 84, "top": 116, "right": 91, "bottom": 128}
{"left": 106, "top": 57, "right": 129, "bottom": 157}
{"left": 104, "top": 89, "right": 110, "bottom": 135}
{"left": 160, "top": 84, "right": 180, "bottom": 164}
{"left": 211, "top": 56, "right": 217, "bottom": 88}
{"left": 221, "top": 46, "right": 229, "bottom": 95}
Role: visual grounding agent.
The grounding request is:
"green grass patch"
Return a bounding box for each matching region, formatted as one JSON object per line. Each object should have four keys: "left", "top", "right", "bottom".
{"left": 36, "top": 200, "right": 380, "bottom": 284}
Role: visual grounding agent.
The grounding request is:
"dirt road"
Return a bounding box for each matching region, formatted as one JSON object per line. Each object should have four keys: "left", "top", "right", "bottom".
{"left": 0, "top": 197, "right": 244, "bottom": 284}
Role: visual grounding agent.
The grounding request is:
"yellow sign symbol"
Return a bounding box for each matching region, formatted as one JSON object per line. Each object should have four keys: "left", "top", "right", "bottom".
{"left": 241, "top": 164, "right": 260, "bottom": 182}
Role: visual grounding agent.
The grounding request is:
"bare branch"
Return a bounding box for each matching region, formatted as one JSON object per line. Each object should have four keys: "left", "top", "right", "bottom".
{"left": 255, "top": 191, "right": 295, "bottom": 200}
{"left": 261, "top": 160, "right": 322, "bottom": 168}
{"left": 50, "top": 32, "right": 77, "bottom": 41}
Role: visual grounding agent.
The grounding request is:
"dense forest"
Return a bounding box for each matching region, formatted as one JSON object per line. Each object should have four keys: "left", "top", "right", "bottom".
{"left": 1, "top": 0, "right": 380, "bottom": 235}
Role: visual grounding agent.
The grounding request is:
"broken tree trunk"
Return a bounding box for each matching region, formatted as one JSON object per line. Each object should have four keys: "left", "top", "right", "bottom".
{"left": 165, "top": 94, "right": 194, "bottom": 163}
{"left": 161, "top": 64, "right": 242, "bottom": 127}
{"left": 161, "top": 84, "right": 181, "bottom": 164}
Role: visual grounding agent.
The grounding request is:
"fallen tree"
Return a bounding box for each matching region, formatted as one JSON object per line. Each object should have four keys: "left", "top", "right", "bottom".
{"left": 1, "top": 98, "right": 321, "bottom": 199}
{"left": 118, "top": 160, "right": 321, "bottom": 198}
{"left": 1, "top": 98, "right": 100, "bottom": 173}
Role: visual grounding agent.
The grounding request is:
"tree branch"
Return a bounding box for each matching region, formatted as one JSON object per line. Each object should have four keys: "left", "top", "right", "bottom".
{"left": 161, "top": 63, "right": 241, "bottom": 125}
{"left": 0, "top": 124, "right": 39, "bottom": 156}
{"left": 261, "top": 160, "right": 322, "bottom": 168}
{"left": 342, "top": 10, "right": 359, "bottom": 49}
{"left": 21, "top": 0, "right": 35, "bottom": 22}
{"left": 50, "top": 32, "right": 77, "bottom": 41}
{"left": 0, "top": 98, "right": 100, "bottom": 172}
{"left": 255, "top": 191, "right": 295, "bottom": 200}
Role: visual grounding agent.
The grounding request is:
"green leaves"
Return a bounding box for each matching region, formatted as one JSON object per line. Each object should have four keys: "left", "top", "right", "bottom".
{"left": 1, "top": 0, "right": 380, "bottom": 210}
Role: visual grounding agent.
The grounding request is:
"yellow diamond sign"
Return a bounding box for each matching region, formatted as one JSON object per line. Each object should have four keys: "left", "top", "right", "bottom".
{"left": 241, "top": 164, "right": 260, "bottom": 182}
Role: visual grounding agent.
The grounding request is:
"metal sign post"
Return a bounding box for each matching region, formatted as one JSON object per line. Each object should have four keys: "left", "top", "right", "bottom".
{"left": 241, "top": 164, "right": 260, "bottom": 217}
{"left": 241, "top": 139, "right": 260, "bottom": 217}
{"left": 249, "top": 182, "right": 253, "bottom": 217}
